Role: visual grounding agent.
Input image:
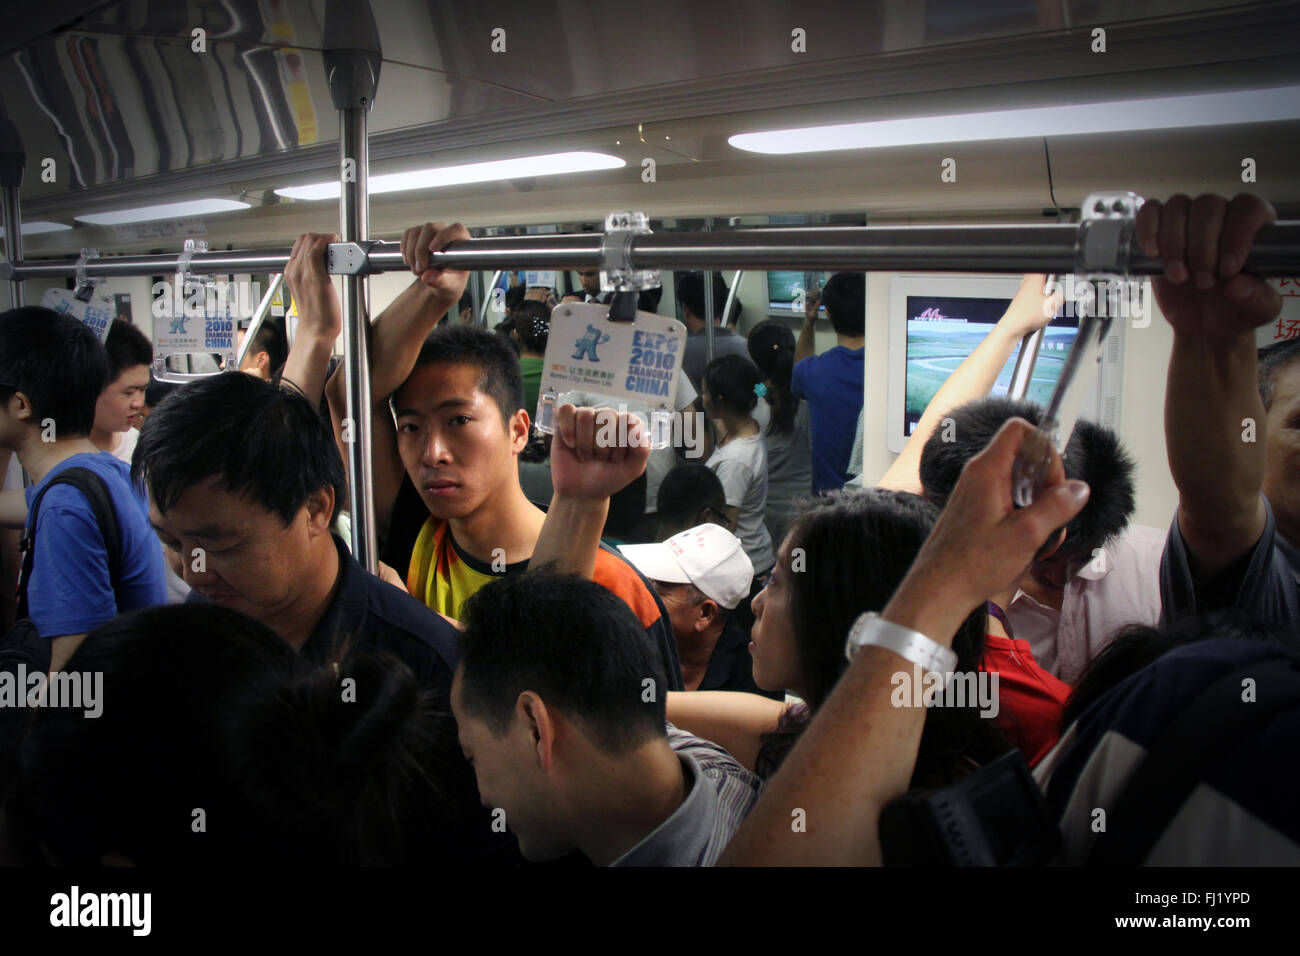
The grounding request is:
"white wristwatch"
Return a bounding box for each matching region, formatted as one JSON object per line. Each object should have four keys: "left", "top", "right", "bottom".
{"left": 844, "top": 612, "right": 957, "bottom": 674}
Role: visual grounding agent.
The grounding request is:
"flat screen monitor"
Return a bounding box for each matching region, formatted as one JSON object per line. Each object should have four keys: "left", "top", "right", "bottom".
{"left": 766, "top": 270, "right": 834, "bottom": 316}
{"left": 886, "top": 274, "right": 1120, "bottom": 455}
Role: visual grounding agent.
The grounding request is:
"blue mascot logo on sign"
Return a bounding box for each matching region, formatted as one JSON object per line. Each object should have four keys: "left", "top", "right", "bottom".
{"left": 169, "top": 314, "right": 188, "bottom": 335}
{"left": 571, "top": 324, "right": 610, "bottom": 362}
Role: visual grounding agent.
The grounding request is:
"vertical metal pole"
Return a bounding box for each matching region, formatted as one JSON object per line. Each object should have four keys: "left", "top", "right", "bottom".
{"left": 1008, "top": 273, "right": 1056, "bottom": 400}
{"left": 703, "top": 220, "right": 715, "bottom": 367}
{"left": 1, "top": 184, "right": 23, "bottom": 308}
{"left": 324, "top": 0, "right": 381, "bottom": 571}
{"left": 478, "top": 270, "right": 502, "bottom": 326}
{"left": 469, "top": 270, "right": 483, "bottom": 327}
{"left": 234, "top": 272, "right": 285, "bottom": 369}
{"left": 721, "top": 270, "right": 742, "bottom": 329}
{"left": 339, "top": 108, "right": 377, "bottom": 571}
{"left": 1007, "top": 329, "right": 1044, "bottom": 400}
{"left": 0, "top": 158, "right": 25, "bottom": 635}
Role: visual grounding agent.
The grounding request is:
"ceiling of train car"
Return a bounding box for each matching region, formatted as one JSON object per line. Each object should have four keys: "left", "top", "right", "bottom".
{"left": 2, "top": 0, "right": 1298, "bottom": 255}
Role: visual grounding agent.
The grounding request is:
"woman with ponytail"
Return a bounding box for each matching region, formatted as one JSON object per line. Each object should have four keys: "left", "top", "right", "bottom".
{"left": 702, "top": 355, "right": 774, "bottom": 579}
{"left": 747, "top": 320, "right": 813, "bottom": 547}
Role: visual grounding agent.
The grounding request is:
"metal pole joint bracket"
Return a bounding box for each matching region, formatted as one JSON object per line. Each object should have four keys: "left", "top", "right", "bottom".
{"left": 327, "top": 240, "right": 380, "bottom": 275}
{"left": 599, "top": 211, "right": 659, "bottom": 293}
{"left": 175, "top": 238, "right": 211, "bottom": 283}
{"left": 1075, "top": 191, "right": 1144, "bottom": 280}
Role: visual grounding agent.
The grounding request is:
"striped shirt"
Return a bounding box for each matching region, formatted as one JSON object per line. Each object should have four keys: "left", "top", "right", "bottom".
{"left": 1036, "top": 639, "right": 1300, "bottom": 865}
{"left": 611, "top": 726, "right": 764, "bottom": 867}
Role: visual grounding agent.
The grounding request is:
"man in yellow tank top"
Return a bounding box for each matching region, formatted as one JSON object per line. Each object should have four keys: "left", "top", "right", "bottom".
{"left": 303, "top": 222, "right": 684, "bottom": 690}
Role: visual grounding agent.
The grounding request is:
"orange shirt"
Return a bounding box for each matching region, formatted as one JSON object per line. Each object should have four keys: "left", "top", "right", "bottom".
{"left": 405, "top": 516, "right": 683, "bottom": 689}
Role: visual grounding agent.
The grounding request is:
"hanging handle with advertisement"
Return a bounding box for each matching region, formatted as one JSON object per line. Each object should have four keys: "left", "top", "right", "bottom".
{"left": 40, "top": 286, "right": 116, "bottom": 343}
{"left": 534, "top": 302, "right": 686, "bottom": 450}
{"left": 150, "top": 239, "right": 237, "bottom": 383}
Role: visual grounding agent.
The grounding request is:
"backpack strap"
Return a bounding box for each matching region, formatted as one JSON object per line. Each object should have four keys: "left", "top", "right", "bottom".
{"left": 16, "top": 467, "right": 124, "bottom": 619}
{"left": 1086, "top": 657, "right": 1300, "bottom": 866}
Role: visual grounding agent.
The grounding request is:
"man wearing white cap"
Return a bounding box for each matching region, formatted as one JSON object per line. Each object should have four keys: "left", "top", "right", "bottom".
{"left": 620, "top": 525, "right": 781, "bottom": 699}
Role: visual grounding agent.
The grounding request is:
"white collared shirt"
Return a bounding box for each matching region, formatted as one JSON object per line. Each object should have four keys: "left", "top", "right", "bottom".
{"left": 1008, "top": 524, "right": 1166, "bottom": 685}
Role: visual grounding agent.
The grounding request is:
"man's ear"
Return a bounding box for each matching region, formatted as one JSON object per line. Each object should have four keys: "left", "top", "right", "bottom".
{"left": 518, "top": 691, "right": 555, "bottom": 772}
{"left": 5, "top": 391, "right": 33, "bottom": 423}
{"left": 695, "top": 599, "right": 720, "bottom": 632}
{"left": 1034, "top": 526, "right": 1068, "bottom": 562}
{"left": 509, "top": 409, "right": 530, "bottom": 453}
{"left": 304, "top": 486, "right": 336, "bottom": 534}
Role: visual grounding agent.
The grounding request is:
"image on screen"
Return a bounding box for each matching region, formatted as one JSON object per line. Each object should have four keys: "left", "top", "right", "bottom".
{"left": 768, "top": 270, "right": 834, "bottom": 314}
{"left": 492, "top": 270, "right": 559, "bottom": 295}
{"left": 904, "top": 295, "right": 1079, "bottom": 437}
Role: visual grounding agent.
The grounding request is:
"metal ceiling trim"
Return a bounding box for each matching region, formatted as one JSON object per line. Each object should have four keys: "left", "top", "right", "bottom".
{"left": 18, "top": 4, "right": 1300, "bottom": 221}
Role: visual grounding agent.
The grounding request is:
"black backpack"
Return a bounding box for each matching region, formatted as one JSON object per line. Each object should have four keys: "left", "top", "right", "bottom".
{"left": 0, "top": 467, "right": 123, "bottom": 675}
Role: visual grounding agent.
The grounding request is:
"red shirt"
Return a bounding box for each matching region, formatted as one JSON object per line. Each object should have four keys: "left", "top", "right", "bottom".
{"left": 980, "top": 632, "right": 1071, "bottom": 766}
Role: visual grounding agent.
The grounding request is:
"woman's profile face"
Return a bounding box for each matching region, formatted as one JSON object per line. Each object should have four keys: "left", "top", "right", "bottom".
{"left": 749, "top": 532, "right": 803, "bottom": 697}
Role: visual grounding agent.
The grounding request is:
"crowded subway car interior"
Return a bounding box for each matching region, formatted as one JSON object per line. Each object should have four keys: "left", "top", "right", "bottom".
{"left": 0, "top": 0, "right": 1298, "bottom": 922}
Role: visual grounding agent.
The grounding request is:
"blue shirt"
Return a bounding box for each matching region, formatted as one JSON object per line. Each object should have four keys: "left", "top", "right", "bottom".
{"left": 24, "top": 452, "right": 168, "bottom": 637}
{"left": 791, "top": 346, "right": 864, "bottom": 492}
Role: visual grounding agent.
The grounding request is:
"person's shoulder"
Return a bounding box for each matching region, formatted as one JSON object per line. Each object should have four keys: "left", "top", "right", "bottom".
{"left": 796, "top": 350, "right": 825, "bottom": 369}
{"left": 739, "top": 433, "right": 767, "bottom": 457}
{"left": 358, "top": 567, "right": 461, "bottom": 650}
{"left": 666, "top": 725, "right": 762, "bottom": 783}
{"left": 1058, "top": 639, "right": 1294, "bottom": 779}
{"left": 1046, "top": 639, "right": 1300, "bottom": 862}
{"left": 1162, "top": 496, "right": 1299, "bottom": 620}
{"left": 722, "top": 437, "right": 764, "bottom": 474}
{"left": 707, "top": 448, "right": 752, "bottom": 482}
{"left": 337, "top": 539, "right": 461, "bottom": 674}
{"left": 828, "top": 346, "right": 865, "bottom": 371}
{"left": 36, "top": 454, "right": 131, "bottom": 510}
{"left": 1114, "top": 524, "right": 1168, "bottom": 561}
{"left": 49, "top": 452, "right": 132, "bottom": 485}
{"left": 593, "top": 545, "right": 663, "bottom": 630}
{"left": 1089, "top": 525, "right": 1167, "bottom": 600}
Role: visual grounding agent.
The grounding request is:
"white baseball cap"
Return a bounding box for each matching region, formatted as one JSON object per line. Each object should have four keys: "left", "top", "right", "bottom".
{"left": 619, "top": 523, "right": 754, "bottom": 610}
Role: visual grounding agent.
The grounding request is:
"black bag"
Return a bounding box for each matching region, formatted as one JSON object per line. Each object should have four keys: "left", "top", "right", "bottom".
{"left": 879, "top": 749, "right": 1062, "bottom": 866}
{"left": 0, "top": 467, "right": 123, "bottom": 675}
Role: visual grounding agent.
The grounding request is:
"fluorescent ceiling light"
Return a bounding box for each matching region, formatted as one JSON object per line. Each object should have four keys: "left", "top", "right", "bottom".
{"left": 76, "top": 199, "right": 250, "bottom": 225}
{"left": 0, "top": 221, "right": 73, "bottom": 237}
{"left": 275, "top": 151, "right": 626, "bottom": 200}
{"left": 729, "top": 85, "right": 1300, "bottom": 154}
